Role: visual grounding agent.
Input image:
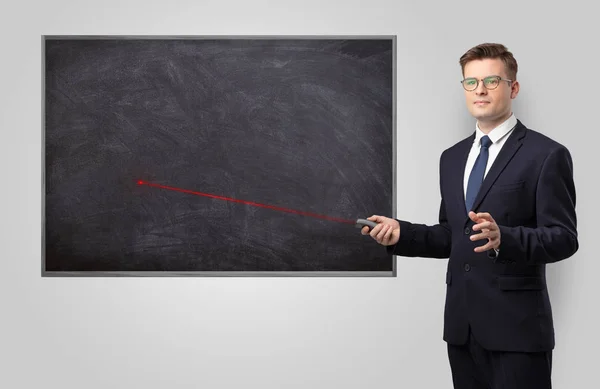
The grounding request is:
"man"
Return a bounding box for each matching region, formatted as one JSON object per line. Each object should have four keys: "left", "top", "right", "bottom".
{"left": 362, "top": 43, "right": 578, "bottom": 388}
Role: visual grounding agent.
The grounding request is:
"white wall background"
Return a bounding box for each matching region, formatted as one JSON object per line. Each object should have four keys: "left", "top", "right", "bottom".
{"left": 1, "top": 0, "right": 598, "bottom": 388}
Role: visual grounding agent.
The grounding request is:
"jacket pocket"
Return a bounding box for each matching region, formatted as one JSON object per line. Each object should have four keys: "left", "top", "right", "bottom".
{"left": 497, "top": 276, "right": 545, "bottom": 290}
{"left": 491, "top": 180, "right": 525, "bottom": 193}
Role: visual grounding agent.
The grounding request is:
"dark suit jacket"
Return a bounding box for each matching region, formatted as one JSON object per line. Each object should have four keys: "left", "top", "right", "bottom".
{"left": 389, "top": 119, "right": 578, "bottom": 353}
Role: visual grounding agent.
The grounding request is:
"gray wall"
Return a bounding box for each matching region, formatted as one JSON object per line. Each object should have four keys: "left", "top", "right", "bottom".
{"left": 1, "top": 0, "right": 597, "bottom": 388}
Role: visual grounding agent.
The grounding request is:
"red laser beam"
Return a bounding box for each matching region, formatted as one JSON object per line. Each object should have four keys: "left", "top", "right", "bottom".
{"left": 137, "top": 180, "right": 356, "bottom": 225}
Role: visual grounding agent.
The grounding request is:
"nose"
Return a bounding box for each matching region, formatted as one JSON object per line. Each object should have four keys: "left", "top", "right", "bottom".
{"left": 475, "top": 81, "right": 487, "bottom": 95}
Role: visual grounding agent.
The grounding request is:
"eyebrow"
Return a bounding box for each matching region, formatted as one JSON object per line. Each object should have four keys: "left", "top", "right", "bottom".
{"left": 465, "top": 75, "right": 501, "bottom": 79}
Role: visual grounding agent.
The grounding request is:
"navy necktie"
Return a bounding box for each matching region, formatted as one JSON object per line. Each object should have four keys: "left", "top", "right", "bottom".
{"left": 465, "top": 135, "right": 492, "bottom": 212}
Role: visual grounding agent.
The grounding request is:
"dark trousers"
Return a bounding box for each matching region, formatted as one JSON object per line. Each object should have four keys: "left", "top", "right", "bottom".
{"left": 447, "top": 329, "right": 553, "bottom": 389}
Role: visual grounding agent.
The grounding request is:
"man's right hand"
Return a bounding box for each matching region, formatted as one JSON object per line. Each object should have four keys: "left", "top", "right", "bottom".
{"left": 360, "top": 215, "right": 400, "bottom": 246}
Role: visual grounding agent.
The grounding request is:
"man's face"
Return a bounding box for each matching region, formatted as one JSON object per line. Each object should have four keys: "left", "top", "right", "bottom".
{"left": 462, "top": 58, "right": 519, "bottom": 130}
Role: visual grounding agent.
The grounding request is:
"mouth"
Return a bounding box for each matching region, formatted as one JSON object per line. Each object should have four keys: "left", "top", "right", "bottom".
{"left": 474, "top": 100, "right": 490, "bottom": 105}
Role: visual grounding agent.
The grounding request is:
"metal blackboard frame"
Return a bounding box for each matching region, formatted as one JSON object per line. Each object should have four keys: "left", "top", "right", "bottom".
{"left": 41, "top": 35, "right": 397, "bottom": 277}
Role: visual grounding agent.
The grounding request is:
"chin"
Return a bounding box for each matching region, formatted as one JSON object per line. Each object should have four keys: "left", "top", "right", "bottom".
{"left": 469, "top": 111, "right": 490, "bottom": 121}
{"left": 470, "top": 106, "right": 495, "bottom": 118}
{"left": 475, "top": 112, "right": 492, "bottom": 119}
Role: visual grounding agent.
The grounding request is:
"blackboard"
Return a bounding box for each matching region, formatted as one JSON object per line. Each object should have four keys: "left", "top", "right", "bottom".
{"left": 43, "top": 36, "right": 396, "bottom": 275}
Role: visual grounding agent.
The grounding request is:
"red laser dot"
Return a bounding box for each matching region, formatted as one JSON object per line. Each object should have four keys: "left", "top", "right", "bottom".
{"left": 137, "top": 180, "right": 144, "bottom": 185}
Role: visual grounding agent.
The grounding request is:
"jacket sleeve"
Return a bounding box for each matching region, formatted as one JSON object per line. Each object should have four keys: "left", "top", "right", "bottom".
{"left": 387, "top": 199, "right": 452, "bottom": 258}
{"left": 498, "top": 145, "right": 578, "bottom": 264}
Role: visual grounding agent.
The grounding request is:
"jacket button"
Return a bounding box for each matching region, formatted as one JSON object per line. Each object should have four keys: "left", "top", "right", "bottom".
{"left": 464, "top": 227, "right": 470, "bottom": 234}
{"left": 464, "top": 263, "right": 471, "bottom": 272}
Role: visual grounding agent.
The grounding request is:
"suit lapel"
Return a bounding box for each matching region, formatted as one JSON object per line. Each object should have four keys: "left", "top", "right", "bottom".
{"left": 468, "top": 120, "right": 527, "bottom": 213}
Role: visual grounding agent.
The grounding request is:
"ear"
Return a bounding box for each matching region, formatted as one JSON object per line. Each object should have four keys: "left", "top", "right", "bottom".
{"left": 510, "top": 80, "right": 520, "bottom": 99}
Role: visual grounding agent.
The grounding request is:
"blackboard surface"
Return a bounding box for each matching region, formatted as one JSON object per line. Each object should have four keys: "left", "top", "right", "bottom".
{"left": 43, "top": 37, "right": 395, "bottom": 275}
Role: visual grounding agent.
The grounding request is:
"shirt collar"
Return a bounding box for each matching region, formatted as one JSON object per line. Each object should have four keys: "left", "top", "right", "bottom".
{"left": 474, "top": 114, "right": 517, "bottom": 145}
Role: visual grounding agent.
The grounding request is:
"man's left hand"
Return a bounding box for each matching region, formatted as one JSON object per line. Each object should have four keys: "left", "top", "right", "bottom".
{"left": 468, "top": 211, "right": 501, "bottom": 253}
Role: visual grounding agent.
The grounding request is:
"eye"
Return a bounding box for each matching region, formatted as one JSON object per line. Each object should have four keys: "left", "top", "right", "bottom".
{"left": 484, "top": 77, "right": 499, "bottom": 86}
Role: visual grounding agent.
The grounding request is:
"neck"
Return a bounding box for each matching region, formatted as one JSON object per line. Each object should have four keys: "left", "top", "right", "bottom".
{"left": 477, "top": 112, "right": 512, "bottom": 134}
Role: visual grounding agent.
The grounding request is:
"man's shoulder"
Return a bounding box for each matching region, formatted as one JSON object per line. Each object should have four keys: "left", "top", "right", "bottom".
{"left": 440, "top": 133, "right": 473, "bottom": 160}
{"left": 519, "top": 121, "right": 571, "bottom": 155}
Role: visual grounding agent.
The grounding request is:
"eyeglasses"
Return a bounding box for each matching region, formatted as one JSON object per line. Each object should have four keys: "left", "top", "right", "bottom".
{"left": 461, "top": 75, "right": 512, "bottom": 91}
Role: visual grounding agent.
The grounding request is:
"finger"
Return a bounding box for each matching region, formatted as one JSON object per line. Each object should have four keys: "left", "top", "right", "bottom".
{"left": 374, "top": 225, "right": 386, "bottom": 241}
{"left": 468, "top": 211, "right": 478, "bottom": 222}
{"left": 376, "top": 224, "right": 391, "bottom": 242}
{"left": 369, "top": 223, "right": 385, "bottom": 238}
{"left": 472, "top": 221, "right": 492, "bottom": 231}
{"left": 368, "top": 215, "right": 385, "bottom": 222}
{"left": 361, "top": 226, "right": 370, "bottom": 235}
{"left": 470, "top": 231, "right": 491, "bottom": 241}
{"left": 474, "top": 241, "right": 494, "bottom": 252}
{"left": 476, "top": 212, "right": 495, "bottom": 222}
{"left": 383, "top": 225, "right": 394, "bottom": 242}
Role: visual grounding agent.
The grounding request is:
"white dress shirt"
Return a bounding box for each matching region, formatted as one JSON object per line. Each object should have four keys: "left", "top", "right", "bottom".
{"left": 463, "top": 114, "right": 518, "bottom": 201}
